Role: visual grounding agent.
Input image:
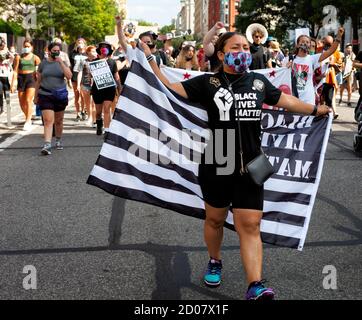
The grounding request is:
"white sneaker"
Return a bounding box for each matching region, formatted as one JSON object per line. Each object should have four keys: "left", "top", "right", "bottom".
{"left": 23, "top": 122, "right": 32, "bottom": 131}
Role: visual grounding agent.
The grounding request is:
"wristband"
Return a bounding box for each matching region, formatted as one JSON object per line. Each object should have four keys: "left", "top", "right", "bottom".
{"left": 311, "top": 105, "right": 318, "bottom": 116}
{"left": 146, "top": 55, "right": 154, "bottom": 62}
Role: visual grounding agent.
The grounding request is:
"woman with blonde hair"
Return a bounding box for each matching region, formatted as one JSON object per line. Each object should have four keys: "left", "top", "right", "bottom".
{"left": 175, "top": 44, "right": 200, "bottom": 71}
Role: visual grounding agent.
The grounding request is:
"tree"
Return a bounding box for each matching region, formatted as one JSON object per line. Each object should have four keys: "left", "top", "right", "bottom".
{"left": 159, "top": 24, "right": 176, "bottom": 35}
{"left": 0, "top": 0, "right": 118, "bottom": 43}
{"left": 137, "top": 20, "right": 156, "bottom": 27}
{"left": 235, "top": 0, "right": 359, "bottom": 48}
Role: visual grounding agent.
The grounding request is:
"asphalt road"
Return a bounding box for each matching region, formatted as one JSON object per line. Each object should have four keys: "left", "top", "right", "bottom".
{"left": 0, "top": 91, "right": 361, "bottom": 300}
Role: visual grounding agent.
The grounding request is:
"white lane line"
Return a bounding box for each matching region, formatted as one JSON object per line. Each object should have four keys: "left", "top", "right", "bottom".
{"left": 0, "top": 95, "right": 75, "bottom": 152}
{"left": 0, "top": 125, "right": 40, "bottom": 152}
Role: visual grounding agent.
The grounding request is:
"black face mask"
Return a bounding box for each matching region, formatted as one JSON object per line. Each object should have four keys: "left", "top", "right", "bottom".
{"left": 51, "top": 52, "right": 60, "bottom": 59}
{"left": 147, "top": 43, "right": 156, "bottom": 50}
{"left": 323, "top": 44, "right": 331, "bottom": 51}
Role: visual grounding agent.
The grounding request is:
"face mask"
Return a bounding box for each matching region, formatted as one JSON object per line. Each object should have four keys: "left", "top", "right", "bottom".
{"left": 100, "top": 47, "right": 109, "bottom": 56}
{"left": 186, "top": 57, "right": 193, "bottom": 62}
{"left": 309, "top": 50, "right": 315, "bottom": 55}
{"left": 22, "top": 47, "right": 31, "bottom": 54}
{"left": 51, "top": 52, "right": 60, "bottom": 59}
{"left": 299, "top": 44, "right": 310, "bottom": 53}
{"left": 224, "top": 51, "right": 252, "bottom": 73}
{"left": 147, "top": 43, "right": 156, "bottom": 50}
{"left": 323, "top": 44, "right": 331, "bottom": 51}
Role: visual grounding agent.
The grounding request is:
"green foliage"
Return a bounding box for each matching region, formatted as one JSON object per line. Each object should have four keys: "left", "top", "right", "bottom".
{"left": 0, "top": 0, "right": 118, "bottom": 42}
{"left": 0, "top": 19, "right": 25, "bottom": 35}
{"left": 159, "top": 24, "right": 176, "bottom": 35}
{"left": 137, "top": 20, "right": 156, "bottom": 27}
{"left": 235, "top": 0, "right": 361, "bottom": 48}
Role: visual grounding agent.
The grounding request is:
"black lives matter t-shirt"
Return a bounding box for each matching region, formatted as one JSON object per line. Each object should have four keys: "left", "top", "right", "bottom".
{"left": 182, "top": 71, "right": 281, "bottom": 173}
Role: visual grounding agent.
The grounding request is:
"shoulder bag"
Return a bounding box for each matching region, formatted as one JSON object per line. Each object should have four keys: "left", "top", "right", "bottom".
{"left": 225, "top": 73, "right": 276, "bottom": 186}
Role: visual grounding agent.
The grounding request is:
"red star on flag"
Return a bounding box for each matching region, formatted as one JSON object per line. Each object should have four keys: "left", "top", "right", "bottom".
{"left": 269, "top": 70, "right": 276, "bottom": 78}
{"left": 183, "top": 72, "right": 192, "bottom": 80}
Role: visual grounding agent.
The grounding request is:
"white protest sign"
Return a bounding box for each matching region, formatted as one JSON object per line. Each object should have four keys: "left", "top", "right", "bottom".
{"left": 295, "top": 28, "right": 310, "bottom": 43}
{"left": 89, "top": 59, "right": 116, "bottom": 90}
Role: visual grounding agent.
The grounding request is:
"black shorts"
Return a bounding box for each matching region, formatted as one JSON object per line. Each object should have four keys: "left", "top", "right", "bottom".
{"left": 199, "top": 164, "right": 264, "bottom": 210}
{"left": 92, "top": 86, "right": 116, "bottom": 105}
{"left": 17, "top": 73, "right": 36, "bottom": 92}
{"left": 38, "top": 94, "right": 68, "bottom": 112}
{"left": 321, "top": 83, "right": 335, "bottom": 107}
{"left": 71, "top": 71, "right": 79, "bottom": 83}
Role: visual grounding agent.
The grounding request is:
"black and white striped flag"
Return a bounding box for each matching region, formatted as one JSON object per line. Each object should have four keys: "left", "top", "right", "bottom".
{"left": 87, "top": 48, "right": 332, "bottom": 251}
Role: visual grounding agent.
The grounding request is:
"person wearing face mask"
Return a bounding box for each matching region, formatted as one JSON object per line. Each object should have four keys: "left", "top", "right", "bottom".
{"left": 140, "top": 32, "right": 332, "bottom": 300}
{"left": 309, "top": 38, "right": 317, "bottom": 55}
{"left": 52, "top": 38, "right": 71, "bottom": 68}
{"left": 0, "top": 37, "right": 13, "bottom": 115}
{"left": 140, "top": 31, "right": 168, "bottom": 67}
{"left": 10, "top": 39, "right": 41, "bottom": 131}
{"left": 34, "top": 43, "right": 72, "bottom": 155}
{"left": 283, "top": 27, "right": 344, "bottom": 109}
{"left": 175, "top": 44, "right": 200, "bottom": 71}
{"left": 70, "top": 38, "right": 88, "bottom": 121}
{"left": 78, "top": 45, "right": 98, "bottom": 127}
{"left": 91, "top": 42, "right": 120, "bottom": 136}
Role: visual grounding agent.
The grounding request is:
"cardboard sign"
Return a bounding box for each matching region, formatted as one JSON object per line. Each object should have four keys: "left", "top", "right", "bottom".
{"left": 89, "top": 59, "right": 116, "bottom": 90}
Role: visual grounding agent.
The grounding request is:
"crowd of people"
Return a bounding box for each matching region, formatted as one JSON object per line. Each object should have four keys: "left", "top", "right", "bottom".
{"left": 0, "top": 19, "right": 361, "bottom": 153}
{"left": 0, "top": 13, "right": 362, "bottom": 301}
{"left": 114, "top": 16, "right": 361, "bottom": 301}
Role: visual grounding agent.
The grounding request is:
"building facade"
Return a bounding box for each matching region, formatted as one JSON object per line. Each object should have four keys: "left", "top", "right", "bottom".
{"left": 228, "top": 0, "right": 241, "bottom": 31}
{"left": 177, "top": 0, "right": 195, "bottom": 34}
{"left": 194, "top": 0, "right": 209, "bottom": 37}
{"left": 207, "top": 0, "right": 240, "bottom": 31}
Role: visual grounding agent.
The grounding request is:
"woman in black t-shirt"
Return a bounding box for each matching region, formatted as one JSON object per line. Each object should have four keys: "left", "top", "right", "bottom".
{"left": 92, "top": 42, "right": 121, "bottom": 136}
{"left": 140, "top": 33, "right": 331, "bottom": 300}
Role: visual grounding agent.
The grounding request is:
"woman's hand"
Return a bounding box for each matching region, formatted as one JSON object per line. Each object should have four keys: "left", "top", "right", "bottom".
{"left": 115, "top": 15, "right": 123, "bottom": 27}
{"left": 316, "top": 104, "right": 332, "bottom": 117}
{"left": 214, "top": 21, "right": 224, "bottom": 32}
{"left": 54, "top": 56, "right": 63, "bottom": 64}
{"left": 139, "top": 41, "right": 152, "bottom": 57}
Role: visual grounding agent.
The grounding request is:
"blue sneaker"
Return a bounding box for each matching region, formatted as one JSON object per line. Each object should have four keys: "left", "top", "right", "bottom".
{"left": 203, "top": 258, "right": 222, "bottom": 287}
{"left": 245, "top": 280, "right": 275, "bottom": 300}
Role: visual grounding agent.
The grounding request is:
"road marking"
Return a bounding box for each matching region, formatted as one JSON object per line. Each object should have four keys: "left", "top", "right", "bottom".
{"left": 0, "top": 125, "right": 40, "bottom": 152}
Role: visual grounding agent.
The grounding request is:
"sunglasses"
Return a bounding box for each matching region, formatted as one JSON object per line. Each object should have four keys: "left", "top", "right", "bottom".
{"left": 253, "top": 35, "right": 263, "bottom": 39}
